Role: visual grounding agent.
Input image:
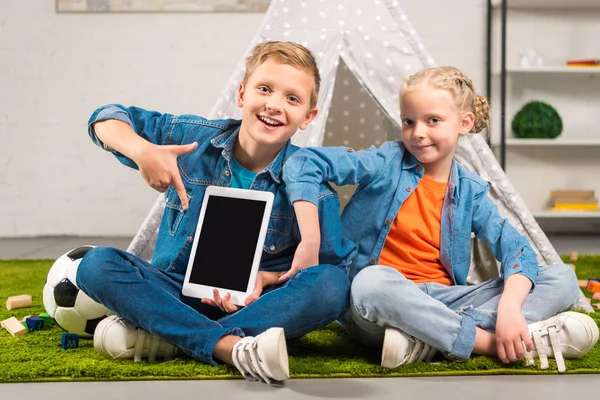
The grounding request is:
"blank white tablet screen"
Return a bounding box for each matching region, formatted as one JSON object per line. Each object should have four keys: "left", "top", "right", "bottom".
{"left": 188, "top": 195, "right": 267, "bottom": 292}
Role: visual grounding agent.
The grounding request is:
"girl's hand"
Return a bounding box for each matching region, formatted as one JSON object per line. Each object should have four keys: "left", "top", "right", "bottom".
{"left": 495, "top": 307, "right": 533, "bottom": 363}
{"left": 278, "top": 239, "right": 320, "bottom": 282}
{"left": 201, "top": 271, "right": 280, "bottom": 312}
{"left": 134, "top": 142, "right": 198, "bottom": 210}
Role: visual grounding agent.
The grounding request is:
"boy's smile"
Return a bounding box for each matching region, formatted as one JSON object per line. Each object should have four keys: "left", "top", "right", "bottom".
{"left": 236, "top": 59, "right": 318, "bottom": 169}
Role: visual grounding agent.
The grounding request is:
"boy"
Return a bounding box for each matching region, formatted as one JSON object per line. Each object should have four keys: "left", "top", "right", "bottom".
{"left": 76, "top": 41, "right": 356, "bottom": 385}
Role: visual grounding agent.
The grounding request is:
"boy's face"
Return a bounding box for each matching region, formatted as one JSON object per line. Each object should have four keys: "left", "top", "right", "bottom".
{"left": 400, "top": 84, "right": 474, "bottom": 178}
{"left": 237, "top": 59, "right": 318, "bottom": 149}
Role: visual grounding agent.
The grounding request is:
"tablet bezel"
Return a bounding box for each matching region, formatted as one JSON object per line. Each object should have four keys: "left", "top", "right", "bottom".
{"left": 182, "top": 185, "right": 274, "bottom": 306}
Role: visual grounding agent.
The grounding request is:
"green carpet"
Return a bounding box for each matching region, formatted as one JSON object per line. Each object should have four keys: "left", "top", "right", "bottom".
{"left": 1, "top": 257, "right": 600, "bottom": 382}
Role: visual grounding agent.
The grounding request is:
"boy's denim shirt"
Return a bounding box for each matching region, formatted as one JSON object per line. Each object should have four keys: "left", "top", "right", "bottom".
{"left": 88, "top": 104, "right": 357, "bottom": 275}
{"left": 283, "top": 141, "right": 539, "bottom": 286}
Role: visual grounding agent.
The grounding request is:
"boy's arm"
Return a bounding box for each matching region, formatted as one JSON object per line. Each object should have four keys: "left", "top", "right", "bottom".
{"left": 282, "top": 142, "right": 396, "bottom": 206}
{"left": 89, "top": 105, "right": 197, "bottom": 209}
{"left": 471, "top": 184, "right": 539, "bottom": 287}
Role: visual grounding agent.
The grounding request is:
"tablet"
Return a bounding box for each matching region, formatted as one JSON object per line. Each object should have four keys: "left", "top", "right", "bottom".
{"left": 182, "top": 186, "right": 274, "bottom": 305}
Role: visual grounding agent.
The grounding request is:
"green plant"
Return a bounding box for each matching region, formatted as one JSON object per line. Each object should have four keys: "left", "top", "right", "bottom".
{"left": 511, "top": 100, "right": 563, "bottom": 139}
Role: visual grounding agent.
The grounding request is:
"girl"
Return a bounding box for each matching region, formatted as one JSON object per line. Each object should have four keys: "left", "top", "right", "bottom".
{"left": 282, "top": 66, "right": 598, "bottom": 372}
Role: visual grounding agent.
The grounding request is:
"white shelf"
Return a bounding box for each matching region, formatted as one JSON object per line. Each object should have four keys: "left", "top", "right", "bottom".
{"left": 493, "top": 138, "right": 600, "bottom": 147}
{"left": 534, "top": 211, "right": 600, "bottom": 218}
{"left": 492, "top": 0, "right": 600, "bottom": 9}
{"left": 495, "top": 67, "right": 600, "bottom": 75}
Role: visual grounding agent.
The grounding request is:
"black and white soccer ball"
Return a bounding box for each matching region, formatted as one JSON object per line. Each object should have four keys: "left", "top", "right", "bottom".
{"left": 42, "top": 246, "right": 113, "bottom": 338}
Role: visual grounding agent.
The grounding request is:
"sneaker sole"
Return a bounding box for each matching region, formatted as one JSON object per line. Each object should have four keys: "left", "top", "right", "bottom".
{"left": 258, "top": 328, "right": 290, "bottom": 381}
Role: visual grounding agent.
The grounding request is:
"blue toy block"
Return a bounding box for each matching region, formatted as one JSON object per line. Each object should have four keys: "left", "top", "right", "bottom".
{"left": 38, "top": 312, "right": 53, "bottom": 327}
{"left": 25, "top": 317, "right": 44, "bottom": 331}
{"left": 61, "top": 333, "right": 79, "bottom": 349}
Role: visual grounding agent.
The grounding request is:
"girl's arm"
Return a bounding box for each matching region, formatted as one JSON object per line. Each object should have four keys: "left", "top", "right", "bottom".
{"left": 283, "top": 142, "right": 399, "bottom": 206}
{"left": 471, "top": 184, "right": 539, "bottom": 286}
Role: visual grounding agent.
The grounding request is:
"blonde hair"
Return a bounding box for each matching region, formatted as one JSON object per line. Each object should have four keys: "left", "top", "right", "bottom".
{"left": 401, "top": 66, "right": 490, "bottom": 133}
{"left": 244, "top": 41, "right": 321, "bottom": 109}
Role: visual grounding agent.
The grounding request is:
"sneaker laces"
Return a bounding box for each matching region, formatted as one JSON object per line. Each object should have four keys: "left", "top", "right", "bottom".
{"left": 131, "top": 326, "right": 176, "bottom": 363}
{"left": 525, "top": 323, "right": 566, "bottom": 373}
{"left": 408, "top": 338, "right": 437, "bottom": 363}
{"left": 232, "top": 336, "right": 275, "bottom": 384}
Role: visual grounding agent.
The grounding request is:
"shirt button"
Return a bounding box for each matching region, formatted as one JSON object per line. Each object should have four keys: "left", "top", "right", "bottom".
{"left": 347, "top": 147, "right": 354, "bottom": 152}
{"left": 187, "top": 236, "right": 193, "bottom": 242}
{"left": 405, "top": 186, "right": 412, "bottom": 192}
{"left": 224, "top": 170, "right": 231, "bottom": 176}
{"left": 269, "top": 245, "right": 276, "bottom": 251}
{"left": 416, "top": 166, "right": 422, "bottom": 172}
{"left": 385, "top": 219, "right": 391, "bottom": 225}
{"left": 513, "top": 263, "right": 519, "bottom": 269}
{"left": 370, "top": 258, "right": 376, "bottom": 264}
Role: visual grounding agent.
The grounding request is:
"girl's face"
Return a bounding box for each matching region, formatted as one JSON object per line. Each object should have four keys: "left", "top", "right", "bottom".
{"left": 400, "top": 84, "right": 474, "bottom": 181}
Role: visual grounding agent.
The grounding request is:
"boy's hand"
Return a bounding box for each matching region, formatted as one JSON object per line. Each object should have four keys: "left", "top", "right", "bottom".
{"left": 278, "top": 239, "right": 320, "bottom": 282}
{"left": 134, "top": 142, "right": 198, "bottom": 210}
{"left": 200, "top": 271, "right": 280, "bottom": 312}
{"left": 495, "top": 306, "right": 533, "bottom": 363}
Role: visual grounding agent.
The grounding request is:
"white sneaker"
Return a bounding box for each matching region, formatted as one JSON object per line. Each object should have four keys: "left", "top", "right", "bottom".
{"left": 231, "top": 327, "right": 289, "bottom": 384}
{"left": 525, "top": 311, "right": 599, "bottom": 373}
{"left": 381, "top": 327, "right": 437, "bottom": 368}
{"left": 94, "top": 315, "right": 178, "bottom": 362}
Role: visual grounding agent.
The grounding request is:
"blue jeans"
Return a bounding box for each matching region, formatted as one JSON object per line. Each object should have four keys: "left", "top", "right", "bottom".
{"left": 76, "top": 246, "right": 350, "bottom": 365}
{"left": 346, "top": 263, "right": 581, "bottom": 360}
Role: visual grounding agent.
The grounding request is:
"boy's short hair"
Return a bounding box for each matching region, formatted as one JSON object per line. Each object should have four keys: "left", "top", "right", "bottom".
{"left": 244, "top": 41, "right": 320, "bottom": 109}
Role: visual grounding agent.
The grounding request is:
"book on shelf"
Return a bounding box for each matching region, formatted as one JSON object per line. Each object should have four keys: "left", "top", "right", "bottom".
{"left": 553, "top": 203, "right": 599, "bottom": 211}
{"left": 549, "top": 190, "right": 598, "bottom": 212}
{"left": 550, "top": 190, "right": 595, "bottom": 200}
{"left": 567, "top": 59, "right": 600, "bottom": 68}
{"left": 566, "top": 59, "right": 600, "bottom": 65}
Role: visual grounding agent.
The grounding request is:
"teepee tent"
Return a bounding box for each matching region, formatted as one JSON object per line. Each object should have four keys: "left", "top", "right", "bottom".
{"left": 126, "top": 0, "right": 591, "bottom": 311}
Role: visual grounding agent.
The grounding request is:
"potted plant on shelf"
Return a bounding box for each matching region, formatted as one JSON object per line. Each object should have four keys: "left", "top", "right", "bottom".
{"left": 511, "top": 100, "right": 563, "bottom": 139}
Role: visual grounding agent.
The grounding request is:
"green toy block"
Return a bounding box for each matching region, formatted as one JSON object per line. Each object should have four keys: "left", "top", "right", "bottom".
{"left": 38, "top": 313, "right": 53, "bottom": 327}
{"left": 20, "top": 321, "right": 30, "bottom": 332}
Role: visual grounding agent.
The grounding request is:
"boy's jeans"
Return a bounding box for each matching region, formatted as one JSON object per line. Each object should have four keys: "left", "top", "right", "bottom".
{"left": 346, "top": 264, "right": 581, "bottom": 360}
{"left": 77, "top": 246, "right": 350, "bottom": 365}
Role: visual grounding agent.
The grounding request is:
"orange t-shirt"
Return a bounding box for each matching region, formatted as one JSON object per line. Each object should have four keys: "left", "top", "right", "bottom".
{"left": 378, "top": 175, "right": 453, "bottom": 285}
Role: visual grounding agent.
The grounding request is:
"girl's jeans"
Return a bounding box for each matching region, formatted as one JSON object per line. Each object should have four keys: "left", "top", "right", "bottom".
{"left": 77, "top": 246, "right": 350, "bottom": 365}
{"left": 345, "top": 263, "right": 581, "bottom": 360}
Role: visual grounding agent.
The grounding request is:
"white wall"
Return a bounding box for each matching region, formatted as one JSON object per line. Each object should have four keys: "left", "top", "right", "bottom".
{"left": 0, "top": 0, "right": 486, "bottom": 237}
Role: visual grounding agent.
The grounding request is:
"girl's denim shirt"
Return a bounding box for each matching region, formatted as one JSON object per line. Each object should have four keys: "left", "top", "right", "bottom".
{"left": 88, "top": 104, "right": 357, "bottom": 275}
{"left": 283, "top": 141, "right": 538, "bottom": 286}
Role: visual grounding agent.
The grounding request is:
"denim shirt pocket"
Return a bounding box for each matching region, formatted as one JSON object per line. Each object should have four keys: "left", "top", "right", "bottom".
{"left": 163, "top": 187, "right": 192, "bottom": 236}
{"left": 263, "top": 211, "right": 296, "bottom": 255}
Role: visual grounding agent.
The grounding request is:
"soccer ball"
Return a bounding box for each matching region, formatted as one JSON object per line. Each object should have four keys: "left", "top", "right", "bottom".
{"left": 42, "top": 246, "right": 113, "bottom": 338}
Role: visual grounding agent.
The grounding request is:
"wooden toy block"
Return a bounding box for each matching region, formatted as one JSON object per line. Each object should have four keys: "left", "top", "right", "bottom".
{"left": 586, "top": 297, "right": 592, "bottom": 304}
{"left": 568, "top": 264, "right": 576, "bottom": 271}
{"left": 61, "top": 333, "right": 79, "bottom": 349}
{"left": 25, "top": 317, "right": 44, "bottom": 331}
{"left": 587, "top": 280, "right": 600, "bottom": 293}
{"left": 38, "top": 313, "right": 53, "bottom": 327}
{"left": 593, "top": 303, "right": 600, "bottom": 310}
{"left": 578, "top": 279, "right": 588, "bottom": 288}
{"left": 569, "top": 251, "right": 579, "bottom": 261}
{"left": 6, "top": 294, "right": 32, "bottom": 310}
{"left": 593, "top": 293, "right": 600, "bottom": 300}
{"left": 1, "top": 317, "right": 27, "bottom": 337}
